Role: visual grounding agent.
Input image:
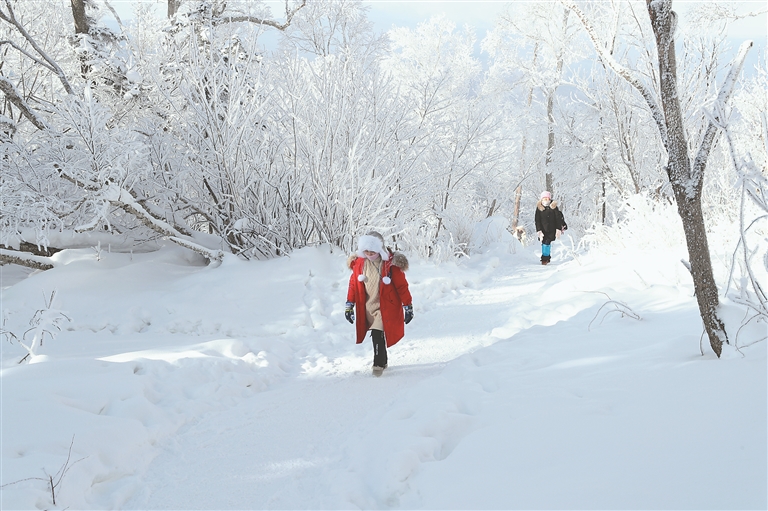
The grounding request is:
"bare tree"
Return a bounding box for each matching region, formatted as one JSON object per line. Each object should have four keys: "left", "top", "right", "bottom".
{"left": 562, "top": 0, "right": 752, "bottom": 357}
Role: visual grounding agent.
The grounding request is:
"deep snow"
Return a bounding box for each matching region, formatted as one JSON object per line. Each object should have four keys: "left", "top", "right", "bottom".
{"left": 1, "top": 236, "right": 766, "bottom": 509}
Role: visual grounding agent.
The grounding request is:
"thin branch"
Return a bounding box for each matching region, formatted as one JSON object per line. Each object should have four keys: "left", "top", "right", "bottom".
{"left": 560, "top": 0, "right": 669, "bottom": 148}
{"left": 102, "top": 0, "right": 124, "bottom": 31}
{"left": 214, "top": 0, "right": 307, "bottom": 30}
{"left": 588, "top": 300, "right": 641, "bottom": 330}
{"left": 691, "top": 40, "right": 753, "bottom": 183}
{"left": 0, "top": 75, "right": 47, "bottom": 130}
{"left": 0, "top": 39, "right": 56, "bottom": 72}
{"left": 0, "top": 0, "right": 74, "bottom": 94}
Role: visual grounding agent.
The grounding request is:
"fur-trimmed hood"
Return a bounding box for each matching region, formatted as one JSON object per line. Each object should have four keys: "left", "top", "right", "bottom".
{"left": 537, "top": 199, "right": 559, "bottom": 211}
{"left": 347, "top": 250, "right": 409, "bottom": 272}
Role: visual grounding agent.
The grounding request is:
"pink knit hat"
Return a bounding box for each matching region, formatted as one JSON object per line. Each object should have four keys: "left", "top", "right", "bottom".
{"left": 541, "top": 191, "right": 552, "bottom": 200}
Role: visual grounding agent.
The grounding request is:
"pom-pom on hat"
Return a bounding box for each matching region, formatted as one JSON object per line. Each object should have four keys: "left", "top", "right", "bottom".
{"left": 356, "top": 231, "right": 390, "bottom": 261}
{"left": 540, "top": 191, "right": 552, "bottom": 200}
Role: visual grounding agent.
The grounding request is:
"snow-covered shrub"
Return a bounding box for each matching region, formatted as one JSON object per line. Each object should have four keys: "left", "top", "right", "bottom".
{"left": 469, "top": 215, "right": 520, "bottom": 255}
{"left": 1, "top": 291, "right": 71, "bottom": 363}
{"left": 581, "top": 193, "right": 685, "bottom": 254}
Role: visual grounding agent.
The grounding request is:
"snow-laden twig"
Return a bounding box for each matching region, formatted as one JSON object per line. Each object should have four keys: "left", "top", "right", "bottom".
{"left": 716, "top": 92, "right": 768, "bottom": 346}
{"left": 560, "top": 0, "right": 668, "bottom": 149}
{"left": 0, "top": 0, "right": 74, "bottom": 95}
{"left": 14, "top": 290, "right": 72, "bottom": 362}
{"left": 586, "top": 291, "right": 642, "bottom": 331}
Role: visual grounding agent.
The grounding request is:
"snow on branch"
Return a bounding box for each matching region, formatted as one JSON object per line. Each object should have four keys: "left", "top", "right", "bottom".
{"left": 54, "top": 160, "right": 221, "bottom": 264}
{"left": 215, "top": 0, "right": 307, "bottom": 30}
{"left": 105, "top": 187, "right": 224, "bottom": 263}
{"left": 692, "top": 40, "right": 753, "bottom": 185}
{"left": 559, "top": 0, "right": 669, "bottom": 149}
{"left": 0, "top": 39, "right": 57, "bottom": 72}
{"left": 0, "top": 76, "right": 48, "bottom": 130}
{"left": 0, "top": 0, "right": 74, "bottom": 95}
{"left": 0, "top": 248, "right": 55, "bottom": 270}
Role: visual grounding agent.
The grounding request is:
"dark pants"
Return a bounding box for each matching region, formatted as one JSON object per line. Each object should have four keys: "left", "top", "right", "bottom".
{"left": 371, "top": 329, "right": 387, "bottom": 367}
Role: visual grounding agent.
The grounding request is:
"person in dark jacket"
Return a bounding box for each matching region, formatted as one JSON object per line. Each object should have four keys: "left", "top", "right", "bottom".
{"left": 534, "top": 191, "right": 567, "bottom": 265}
{"left": 345, "top": 231, "right": 413, "bottom": 376}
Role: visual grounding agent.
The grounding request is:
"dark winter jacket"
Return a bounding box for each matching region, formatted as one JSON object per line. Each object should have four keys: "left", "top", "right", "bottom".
{"left": 347, "top": 251, "right": 412, "bottom": 347}
{"left": 535, "top": 200, "right": 567, "bottom": 244}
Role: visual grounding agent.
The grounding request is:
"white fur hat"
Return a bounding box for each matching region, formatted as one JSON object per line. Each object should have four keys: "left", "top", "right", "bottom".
{"left": 356, "top": 231, "right": 390, "bottom": 261}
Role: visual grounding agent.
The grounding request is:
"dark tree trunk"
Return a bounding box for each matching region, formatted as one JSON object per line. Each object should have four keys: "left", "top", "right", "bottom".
{"left": 601, "top": 181, "right": 606, "bottom": 225}
{"left": 70, "top": 0, "right": 92, "bottom": 76}
{"left": 168, "top": 0, "right": 181, "bottom": 19}
{"left": 647, "top": 0, "right": 727, "bottom": 357}
{"left": 70, "top": 0, "right": 89, "bottom": 34}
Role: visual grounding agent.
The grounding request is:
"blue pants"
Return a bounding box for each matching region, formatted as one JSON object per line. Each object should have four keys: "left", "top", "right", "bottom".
{"left": 542, "top": 243, "right": 551, "bottom": 257}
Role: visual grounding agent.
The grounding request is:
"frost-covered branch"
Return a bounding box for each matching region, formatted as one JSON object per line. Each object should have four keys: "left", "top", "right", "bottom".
{"left": 0, "top": 39, "right": 56, "bottom": 71}
{"left": 104, "top": 187, "right": 223, "bottom": 263}
{"left": 0, "top": 0, "right": 74, "bottom": 95}
{"left": 215, "top": 0, "right": 307, "bottom": 30}
{"left": 0, "top": 248, "right": 54, "bottom": 270}
{"left": 692, "top": 40, "right": 753, "bottom": 186}
{"left": 0, "top": 76, "right": 48, "bottom": 130}
{"left": 560, "top": 0, "right": 669, "bottom": 148}
{"left": 52, "top": 150, "right": 219, "bottom": 262}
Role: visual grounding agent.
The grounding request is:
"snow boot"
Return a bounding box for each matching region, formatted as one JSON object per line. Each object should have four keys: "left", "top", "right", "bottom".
{"left": 372, "top": 364, "right": 387, "bottom": 377}
{"left": 541, "top": 255, "right": 551, "bottom": 265}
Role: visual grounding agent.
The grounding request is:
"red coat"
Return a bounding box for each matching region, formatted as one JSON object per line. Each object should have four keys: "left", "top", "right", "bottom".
{"left": 347, "top": 251, "right": 412, "bottom": 347}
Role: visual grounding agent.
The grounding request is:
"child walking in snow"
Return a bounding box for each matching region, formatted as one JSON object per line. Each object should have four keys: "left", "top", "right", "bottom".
{"left": 345, "top": 231, "right": 413, "bottom": 376}
{"left": 535, "top": 191, "right": 567, "bottom": 265}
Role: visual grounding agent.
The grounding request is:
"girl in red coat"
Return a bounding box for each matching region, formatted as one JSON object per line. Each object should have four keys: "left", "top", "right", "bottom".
{"left": 345, "top": 231, "right": 413, "bottom": 376}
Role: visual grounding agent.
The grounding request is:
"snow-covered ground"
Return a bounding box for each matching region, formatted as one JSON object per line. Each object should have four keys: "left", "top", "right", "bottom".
{"left": 1, "top": 236, "right": 765, "bottom": 509}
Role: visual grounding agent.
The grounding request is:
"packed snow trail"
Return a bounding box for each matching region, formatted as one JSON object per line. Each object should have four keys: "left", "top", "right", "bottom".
{"left": 1, "top": 243, "right": 765, "bottom": 509}
{"left": 124, "top": 252, "right": 548, "bottom": 509}
{"left": 123, "top": 246, "right": 764, "bottom": 510}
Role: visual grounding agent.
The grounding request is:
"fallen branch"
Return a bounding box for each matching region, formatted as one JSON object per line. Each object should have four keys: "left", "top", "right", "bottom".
{"left": 0, "top": 248, "right": 54, "bottom": 270}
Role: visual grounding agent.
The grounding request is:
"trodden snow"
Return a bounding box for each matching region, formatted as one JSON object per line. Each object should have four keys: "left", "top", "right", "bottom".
{"left": 1, "top": 236, "right": 765, "bottom": 509}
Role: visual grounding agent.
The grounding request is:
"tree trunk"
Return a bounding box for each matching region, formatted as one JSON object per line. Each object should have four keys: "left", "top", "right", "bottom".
{"left": 564, "top": 0, "right": 746, "bottom": 357}
{"left": 70, "top": 0, "right": 89, "bottom": 34}
{"left": 544, "top": 9, "right": 569, "bottom": 197}
{"left": 168, "top": 0, "right": 181, "bottom": 19}
{"left": 674, "top": 193, "right": 726, "bottom": 355}
{"left": 601, "top": 181, "right": 606, "bottom": 225}
{"left": 69, "top": 0, "right": 92, "bottom": 77}
{"left": 512, "top": 185, "right": 522, "bottom": 232}
{"left": 545, "top": 90, "right": 554, "bottom": 194}
{"left": 648, "top": 0, "right": 727, "bottom": 357}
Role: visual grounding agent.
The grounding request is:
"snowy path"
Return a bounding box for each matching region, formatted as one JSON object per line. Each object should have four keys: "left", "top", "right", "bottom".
{"left": 128, "top": 370, "right": 429, "bottom": 508}
{"left": 126, "top": 256, "right": 562, "bottom": 509}
{"left": 2, "top": 245, "right": 765, "bottom": 510}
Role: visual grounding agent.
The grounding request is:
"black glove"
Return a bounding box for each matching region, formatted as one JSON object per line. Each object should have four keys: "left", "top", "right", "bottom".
{"left": 345, "top": 302, "right": 355, "bottom": 324}
{"left": 403, "top": 304, "right": 413, "bottom": 325}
